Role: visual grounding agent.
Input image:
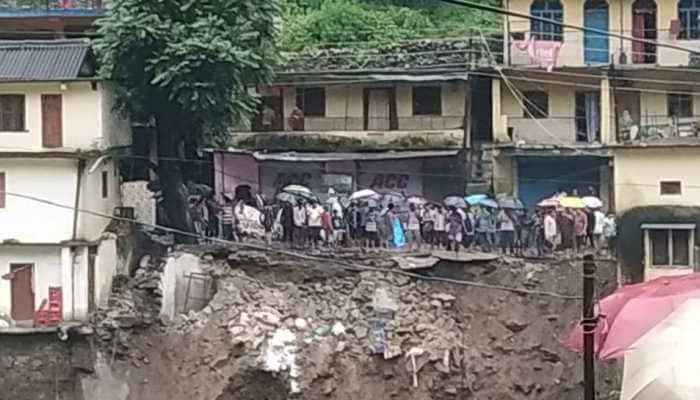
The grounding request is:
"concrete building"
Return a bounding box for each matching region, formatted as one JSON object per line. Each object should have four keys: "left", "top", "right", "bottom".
{"left": 0, "top": 40, "right": 131, "bottom": 326}
{"left": 495, "top": 0, "right": 700, "bottom": 280}
{"left": 214, "top": 40, "right": 494, "bottom": 200}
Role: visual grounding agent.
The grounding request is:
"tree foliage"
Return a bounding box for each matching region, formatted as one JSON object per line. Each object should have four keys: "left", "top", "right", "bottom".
{"left": 95, "top": 0, "right": 279, "bottom": 236}
{"left": 95, "top": 0, "right": 279, "bottom": 145}
{"left": 280, "top": 0, "right": 499, "bottom": 52}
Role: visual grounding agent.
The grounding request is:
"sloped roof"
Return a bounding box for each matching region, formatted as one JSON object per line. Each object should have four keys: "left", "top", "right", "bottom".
{"left": 0, "top": 39, "right": 93, "bottom": 81}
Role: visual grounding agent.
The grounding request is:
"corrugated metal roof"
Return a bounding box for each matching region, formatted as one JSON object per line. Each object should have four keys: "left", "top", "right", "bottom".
{"left": 0, "top": 39, "right": 91, "bottom": 81}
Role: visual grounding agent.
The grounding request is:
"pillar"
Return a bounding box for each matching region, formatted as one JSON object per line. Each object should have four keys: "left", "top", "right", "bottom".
{"left": 601, "top": 78, "right": 613, "bottom": 144}
{"left": 492, "top": 79, "right": 507, "bottom": 142}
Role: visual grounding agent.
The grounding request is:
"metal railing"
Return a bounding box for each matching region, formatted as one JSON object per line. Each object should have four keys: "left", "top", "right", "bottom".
{"left": 622, "top": 114, "right": 700, "bottom": 141}
{"left": 241, "top": 116, "right": 466, "bottom": 133}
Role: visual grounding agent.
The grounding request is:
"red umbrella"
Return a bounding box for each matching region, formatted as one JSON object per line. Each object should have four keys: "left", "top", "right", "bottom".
{"left": 564, "top": 272, "right": 700, "bottom": 360}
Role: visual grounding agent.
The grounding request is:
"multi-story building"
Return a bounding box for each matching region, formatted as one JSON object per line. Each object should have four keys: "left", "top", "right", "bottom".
{"left": 0, "top": 39, "right": 131, "bottom": 326}
{"left": 494, "top": 0, "right": 700, "bottom": 280}
{"left": 214, "top": 40, "right": 494, "bottom": 201}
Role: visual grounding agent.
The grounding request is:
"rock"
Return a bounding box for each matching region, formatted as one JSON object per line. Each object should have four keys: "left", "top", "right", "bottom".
{"left": 315, "top": 325, "right": 331, "bottom": 337}
{"left": 322, "top": 379, "right": 335, "bottom": 395}
{"left": 502, "top": 318, "right": 529, "bottom": 333}
{"left": 0, "top": 356, "right": 15, "bottom": 369}
{"left": 444, "top": 386, "right": 458, "bottom": 395}
{"left": 331, "top": 322, "right": 346, "bottom": 336}
{"left": 294, "top": 318, "right": 309, "bottom": 330}
{"left": 539, "top": 347, "right": 561, "bottom": 363}
{"left": 354, "top": 326, "right": 369, "bottom": 340}
{"left": 29, "top": 359, "right": 43, "bottom": 370}
{"left": 429, "top": 300, "right": 442, "bottom": 308}
{"left": 432, "top": 293, "right": 456, "bottom": 302}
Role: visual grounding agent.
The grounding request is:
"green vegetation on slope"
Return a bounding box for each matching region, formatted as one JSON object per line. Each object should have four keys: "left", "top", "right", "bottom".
{"left": 281, "top": 0, "right": 500, "bottom": 52}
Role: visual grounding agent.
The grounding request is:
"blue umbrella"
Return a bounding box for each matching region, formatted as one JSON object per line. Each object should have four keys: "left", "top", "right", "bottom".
{"left": 479, "top": 198, "right": 500, "bottom": 209}
{"left": 465, "top": 194, "right": 488, "bottom": 205}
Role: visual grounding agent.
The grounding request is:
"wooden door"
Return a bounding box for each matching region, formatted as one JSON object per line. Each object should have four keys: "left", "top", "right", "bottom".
{"left": 42, "top": 94, "right": 63, "bottom": 148}
{"left": 366, "top": 89, "right": 391, "bottom": 130}
{"left": 10, "top": 264, "right": 34, "bottom": 321}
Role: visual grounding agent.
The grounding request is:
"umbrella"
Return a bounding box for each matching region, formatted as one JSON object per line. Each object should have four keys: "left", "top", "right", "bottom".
{"left": 479, "top": 198, "right": 500, "bottom": 209}
{"left": 564, "top": 272, "right": 700, "bottom": 360}
{"left": 465, "top": 194, "right": 488, "bottom": 205}
{"left": 283, "top": 184, "right": 313, "bottom": 197}
{"left": 582, "top": 196, "right": 603, "bottom": 209}
{"left": 537, "top": 197, "right": 560, "bottom": 208}
{"left": 496, "top": 196, "right": 523, "bottom": 209}
{"left": 559, "top": 196, "right": 587, "bottom": 209}
{"left": 382, "top": 191, "right": 406, "bottom": 205}
{"left": 275, "top": 192, "right": 297, "bottom": 204}
{"left": 443, "top": 195, "right": 467, "bottom": 209}
{"left": 349, "top": 189, "right": 379, "bottom": 201}
{"left": 621, "top": 299, "right": 700, "bottom": 400}
{"left": 407, "top": 196, "right": 428, "bottom": 206}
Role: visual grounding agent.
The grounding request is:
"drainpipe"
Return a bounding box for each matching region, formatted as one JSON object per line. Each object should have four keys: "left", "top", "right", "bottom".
{"left": 71, "top": 159, "right": 85, "bottom": 321}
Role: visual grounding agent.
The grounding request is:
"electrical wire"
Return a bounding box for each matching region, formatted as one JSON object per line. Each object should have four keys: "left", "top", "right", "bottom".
{"left": 0, "top": 189, "right": 589, "bottom": 299}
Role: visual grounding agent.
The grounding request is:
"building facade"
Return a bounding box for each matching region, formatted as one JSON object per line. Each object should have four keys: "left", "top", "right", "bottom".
{"left": 495, "top": 0, "right": 700, "bottom": 280}
{"left": 0, "top": 40, "right": 131, "bottom": 326}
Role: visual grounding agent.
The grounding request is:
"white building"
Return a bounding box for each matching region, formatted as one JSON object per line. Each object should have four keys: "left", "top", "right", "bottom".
{"left": 0, "top": 40, "right": 131, "bottom": 326}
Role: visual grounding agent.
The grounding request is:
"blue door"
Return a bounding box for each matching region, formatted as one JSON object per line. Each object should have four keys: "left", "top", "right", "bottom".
{"left": 584, "top": 0, "right": 610, "bottom": 64}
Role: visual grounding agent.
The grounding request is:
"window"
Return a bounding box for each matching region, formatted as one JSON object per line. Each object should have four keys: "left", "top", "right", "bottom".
{"left": 296, "top": 87, "right": 325, "bottom": 117}
{"left": 531, "top": 0, "right": 564, "bottom": 41}
{"left": 644, "top": 224, "right": 695, "bottom": 268}
{"left": 668, "top": 93, "right": 693, "bottom": 118}
{"left": 412, "top": 86, "right": 442, "bottom": 115}
{"left": 0, "top": 95, "right": 24, "bottom": 131}
{"left": 679, "top": 0, "right": 700, "bottom": 39}
{"left": 523, "top": 91, "right": 549, "bottom": 118}
{"left": 101, "top": 171, "right": 108, "bottom": 199}
{"left": 0, "top": 172, "right": 4, "bottom": 208}
{"left": 660, "top": 180, "right": 682, "bottom": 195}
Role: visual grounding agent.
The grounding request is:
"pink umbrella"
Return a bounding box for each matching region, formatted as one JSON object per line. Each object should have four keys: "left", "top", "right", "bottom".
{"left": 564, "top": 272, "right": 700, "bottom": 360}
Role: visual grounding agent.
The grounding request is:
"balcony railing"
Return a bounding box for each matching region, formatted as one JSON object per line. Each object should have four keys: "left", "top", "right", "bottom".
{"left": 242, "top": 116, "right": 466, "bottom": 133}
{"left": 0, "top": 0, "right": 105, "bottom": 16}
{"left": 506, "top": 24, "right": 698, "bottom": 68}
{"left": 621, "top": 114, "right": 700, "bottom": 142}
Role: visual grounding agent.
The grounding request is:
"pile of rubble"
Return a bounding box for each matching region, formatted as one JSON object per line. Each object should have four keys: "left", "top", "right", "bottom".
{"left": 283, "top": 38, "right": 499, "bottom": 72}
{"left": 92, "top": 256, "right": 165, "bottom": 359}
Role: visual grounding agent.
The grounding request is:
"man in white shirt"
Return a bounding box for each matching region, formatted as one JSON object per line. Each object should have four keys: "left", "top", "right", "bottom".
{"left": 432, "top": 206, "right": 447, "bottom": 249}
{"left": 306, "top": 202, "right": 324, "bottom": 248}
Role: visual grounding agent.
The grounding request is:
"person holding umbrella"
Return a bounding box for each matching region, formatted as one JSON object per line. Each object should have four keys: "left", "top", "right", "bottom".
{"left": 447, "top": 206, "right": 465, "bottom": 253}
{"left": 497, "top": 208, "right": 516, "bottom": 255}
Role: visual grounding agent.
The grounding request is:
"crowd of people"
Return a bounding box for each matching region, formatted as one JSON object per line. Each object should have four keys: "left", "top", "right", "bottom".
{"left": 190, "top": 188, "right": 618, "bottom": 257}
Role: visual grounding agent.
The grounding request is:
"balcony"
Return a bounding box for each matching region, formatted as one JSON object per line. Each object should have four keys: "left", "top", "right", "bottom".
{"left": 506, "top": 26, "right": 698, "bottom": 69}
{"left": 619, "top": 114, "right": 700, "bottom": 144}
{"left": 500, "top": 115, "right": 605, "bottom": 146}
{"left": 231, "top": 116, "right": 465, "bottom": 152}
{"left": 0, "top": 0, "right": 105, "bottom": 17}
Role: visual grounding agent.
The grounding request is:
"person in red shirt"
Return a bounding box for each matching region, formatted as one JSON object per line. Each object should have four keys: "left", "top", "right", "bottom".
{"left": 321, "top": 205, "right": 333, "bottom": 248}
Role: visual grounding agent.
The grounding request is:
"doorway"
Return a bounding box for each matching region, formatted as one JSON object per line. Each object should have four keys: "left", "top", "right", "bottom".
{"left": 10, "top": 264, "right": 34, "bottom": 323}
{"left": 575, "top": 92, "right": 601, "bottom": 142}
{"left": 632, "top": 0, "right": 657, "bottom": 64}
{"left": 363, "top": 88, "right": 397, "bottom": 130}
{"left": 584, "top": 0, "right": 610, "bottom": 64}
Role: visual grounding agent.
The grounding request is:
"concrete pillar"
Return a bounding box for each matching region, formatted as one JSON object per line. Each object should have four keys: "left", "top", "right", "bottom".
{"left": 60, "top": 246, "right": 74, "bottom": 321}
{"left": 601, "top": 78, "right": 613, "bottom": 144}
{"left": 492, "top": 150, "right": 515, "bottom": 195}
{"left": 282, "top": 87, "right": 296, "bottom": 131}
{"left": 492, "top": 79, "right": 507, "bottom": 142}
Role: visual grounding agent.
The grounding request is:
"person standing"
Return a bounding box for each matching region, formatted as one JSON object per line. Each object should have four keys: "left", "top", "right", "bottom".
{"left": 464, "top": 207, "right": 476, "bottom": 249}
{"left": 221, "top": 196, "right": 236, "bottom": 241}
{"left": 433, "top": 205, "right": 446, "bottom": 249}
{"left": 292, "top": 200, "right": 307, "bottom": 249}
{"left": 281, "top": 201, "right": 294, "bottom": 246}
{"left": 544, "top": 210, "right": 558, "bottom": 253}
{"left": 602, "top": 213, "right": 617, "bottom": 256}
{"left": 592, "top": 207, "right": 605, "bottom": 250}
{"left": 321, "top": 205, "right": 333, "bottom": 248}
{"left": 485, "top": 207, "right": 497, "bottom": 252}
{"left": 447, "top": 206, "right": 465, "bottom": 253}
{"left": 346, "top": 202, "right": 361, "bottom": 248}
{"left": 573, "top": 209, "right": 588, "bottom": 252}
{"left": 497, "top": 209, "right": 515, "bottom": 255}
{"left": 382, "top": 203, "right": 397, "bottom": 249}
{"left": 406, "top": 204, "right": 422, "bottom": 252}
{"left": 307, "top": 201, "right": 324, "bottom": 249}
{"left": 260, "top": 201, "right": 276, "bottom": 246}
{"left": 558, "top": 209, "right": 575, "bottom": 253}
{"left": 364, "top": 207, "right": 379, "bottom": 249}
{"left": 332, "top": 209, "right": 346, "bottom": 247}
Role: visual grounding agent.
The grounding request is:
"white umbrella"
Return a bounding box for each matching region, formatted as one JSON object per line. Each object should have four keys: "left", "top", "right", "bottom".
{"left": 621, "top": 299, "right": 700, "bottom": 400}
{"left": 349, "top": 189, "right": 379, "bottom": 201}
{"left": 582, "top": 196, "right": 603, "bottom": 209}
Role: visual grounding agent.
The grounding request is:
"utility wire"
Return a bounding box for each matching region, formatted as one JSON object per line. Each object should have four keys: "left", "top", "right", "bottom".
{"left": 0, "top": 189, "right": 587, "bottom": 299}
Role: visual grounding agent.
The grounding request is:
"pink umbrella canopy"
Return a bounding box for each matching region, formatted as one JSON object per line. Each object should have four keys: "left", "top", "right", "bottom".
{"left": 564, "top": 272, "right": 700, "bottom": 360}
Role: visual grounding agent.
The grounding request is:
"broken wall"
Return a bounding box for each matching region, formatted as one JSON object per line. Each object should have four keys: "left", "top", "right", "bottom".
{"left": 160, "top": 252, "right": 210, "bottom": 320}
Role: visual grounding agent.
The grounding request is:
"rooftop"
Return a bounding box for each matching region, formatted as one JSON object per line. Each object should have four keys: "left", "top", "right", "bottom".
{"left": 0, "top": 0, "right": 104, "bottom": 18}
{"left": 0, "top": 39, "right": 94, "bottom": 81}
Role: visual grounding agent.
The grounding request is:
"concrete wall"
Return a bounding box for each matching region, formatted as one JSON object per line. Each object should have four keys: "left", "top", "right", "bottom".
{"left": 120, "top": 181, "right": 156, "bottom": 229}
{"left": 0, "top": 158, "right": 77, "bottom": 243}
{"left": 100, "top": 83, "right": 133, "bottom": 149}
{"left": 77, "top": 157, "right": 122, "bottom": 241}
{"left": 0, "top": 245, "right": 63, "bottom": 322}
{"left": 214, "top": 152, "right": 261, "bottom": 199}
{"left": 284, "top": 82, "right": 467, "bottom": 133}
{"left": 160, "top": 253, "right": 207, "bottom": 320}
{"left": 95, "top": 237, "right": 118, "bottom": 309}
{"left": 0, "top": 82, "right": 129, "bottom": 152}
{"left": 507, "top": 0, "right": 700, "bottom": 67}
{"left": 614, "top": 147, "right": 700, "bottom": 212}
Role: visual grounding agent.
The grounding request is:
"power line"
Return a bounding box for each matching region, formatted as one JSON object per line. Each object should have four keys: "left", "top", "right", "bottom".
{"left": 0, "top": 189, "right": 586, "bottom": 299}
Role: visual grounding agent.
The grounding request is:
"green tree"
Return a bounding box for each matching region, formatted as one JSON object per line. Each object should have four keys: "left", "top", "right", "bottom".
{"left": 95, "top": 0, "right": 279, "bottom": 239}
